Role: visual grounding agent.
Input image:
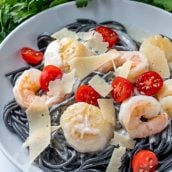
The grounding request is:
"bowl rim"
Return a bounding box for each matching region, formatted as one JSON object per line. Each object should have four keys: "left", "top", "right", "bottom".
{"left": 0, "top": 0, "right": 171, "bottom": 171}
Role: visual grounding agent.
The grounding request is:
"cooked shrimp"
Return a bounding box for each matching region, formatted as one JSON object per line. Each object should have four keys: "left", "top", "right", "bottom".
{"left": 118, "top": 95, "right": 169, "bottom": 138}
{"left": 117, "top": 51, "right": 149, "bottom": 82}
{"left": 13, "top": 68, "right": 41, "bottom": 108}
{"left": 13, "top": 68, "right": 75, "bottom": 108}
{"left": 97, "top": 49, "right": 121, "bottom": 73}
{"left": 98, "top": 51, "right": 149, "bottom": 82}
{"left": 44, "top": 38, "right": 91, "bottom": 72}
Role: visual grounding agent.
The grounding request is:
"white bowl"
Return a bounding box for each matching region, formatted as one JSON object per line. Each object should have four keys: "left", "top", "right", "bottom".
{"left": 0, "top": 0, "right": 172, "bottom": 171}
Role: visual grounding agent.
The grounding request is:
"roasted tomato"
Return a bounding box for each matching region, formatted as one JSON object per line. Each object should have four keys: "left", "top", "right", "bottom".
{"left": 40, "top": 65, "right": 63, "bottom": 92}
{"left": 75, "top": 85, "right": 100, "bottom": 106}
{"left": 132, "top": 150, "right": 158, "bottom": 172}
{"left": 111, "top": 76, "right": 134, "bottom": 103}
{"left": 21, "top": 47, "right": 43, "bottom": 65}
{"left": 136, "top": 71, "right": 163, "bottom": 96}
{"left": 95, "top": 26, "right": 118, "bottom": 48}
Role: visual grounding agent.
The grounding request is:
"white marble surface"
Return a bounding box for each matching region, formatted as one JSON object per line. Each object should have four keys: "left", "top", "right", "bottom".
{"left": 0, "top": 151, "right": 20, "bottom": 172}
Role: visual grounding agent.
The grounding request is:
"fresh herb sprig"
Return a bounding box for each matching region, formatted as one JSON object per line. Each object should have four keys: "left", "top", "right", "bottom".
{"left": 0, "top": 0, "right": 92, "bottom": 43}
{"left": 76, "top": 0, "right": 92, "bottom": 7}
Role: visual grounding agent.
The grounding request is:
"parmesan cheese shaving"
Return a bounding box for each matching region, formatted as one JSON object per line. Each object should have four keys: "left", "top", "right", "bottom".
{"left": 160, "top": 36, "right": 172, "bottom": 62}
{"left": 77, "top": 31, "right": 94, "bottom": 40}
{"left": 140, "top": 35, "right": 172, "bottom": 62}
{"left": 117, "top": 61, "right": 132, "bottom": 79}
{"left": 106, "top": 147, "right": 126, "bottom": 172}
{"left": 160, "top": 96, "right": 172, "bottom": 118}
{"left": 52, "top": 28, "right": 78, "bottom": 40}
{"left": 89, "top": 75, "right": 112, "bottom": 97}
{"left": 84, "top": 38, "right": 108, "bottom": 54}
{"left": 52, "top": 29, "right": 108, "bottom": 55}
{"left": 78, "top": 31, "right": 104, "bottom": 42}
{"left": 140, "top": 43, "right": 170, "bottom": 78}
{"left": 157, "top": 79, "right": 172, "bottom": 100}
{"left": 26, "top": 97, "right": 51, "bottom": 163}
{"left": 69, "top": 52, "right": 119, "bottom": 79}
{"left": 23, "top": 125, "right": 60, "bottom": 148}
{"left": 79, "top": 31, "right": 108, "bottom": 54}
{"left": 98, "top": 99, "right": 116, "bottom": 126}
{"left": 47, "top": 70, "right": 76, "bottom": 97}
{"left": 110, "top": 132, "right": 136, "bottom": 149}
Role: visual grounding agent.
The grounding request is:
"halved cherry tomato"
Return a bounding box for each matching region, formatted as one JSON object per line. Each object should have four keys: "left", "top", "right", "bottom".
{"left": 136, "top": 71, "right": 163, "bottom": 96}
{"left": 21, "top": 47, "right": 43, "bottom": 65}
{"left": 111, "top": 76, "right": 134, "bottom": 103}
{"left": 95, "top": 26, "right": 118, "bottom": 48}
{"left": 132, "top": 150, "right": 158, "bottom": 172}
{"left": 40, "top": 65, "right": 63, "bottom": 92}
{"left": 75, "top": 85, "right": 100, "bottom": 106}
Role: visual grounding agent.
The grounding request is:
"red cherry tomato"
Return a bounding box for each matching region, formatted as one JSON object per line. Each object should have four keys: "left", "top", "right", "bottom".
{"left": 111, "top": 76, "right": 134, "bottom": 103}
{"left": 40, "top": 65, "right": 63, "bottom": 92}
{"left": 132, "top": 150, "right": 158, "bottom": 172}
{"left": 21, "top": 47, "right": 43, "bottom": 65}
{"left": 95, "top": 26, "right": 118, "bottom": 48}
{"left": 136, "top": 71, "right": 163, "bottom": 96}
{"left": 75, "top": 85, "right": 100, "bottom": 106}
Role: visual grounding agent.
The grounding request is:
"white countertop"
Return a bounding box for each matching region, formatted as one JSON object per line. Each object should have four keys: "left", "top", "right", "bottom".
{"left": 0, "top": 151, "right": 20, "bottom": 172}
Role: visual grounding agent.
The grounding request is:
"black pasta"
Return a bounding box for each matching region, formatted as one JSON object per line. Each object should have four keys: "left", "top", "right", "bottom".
{"left": 37, "top": 32, "right": 55, "bottom": 53}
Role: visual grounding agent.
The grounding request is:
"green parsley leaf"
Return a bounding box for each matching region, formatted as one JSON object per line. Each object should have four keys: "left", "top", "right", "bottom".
{"left": 50, "top": 0, "right": 68, "bottom": 7}
{"left": 153, "top": 0, "right": 172, "bottom": 11}
{"left": 76, "top": 0, "right": 91, "bottom": 8}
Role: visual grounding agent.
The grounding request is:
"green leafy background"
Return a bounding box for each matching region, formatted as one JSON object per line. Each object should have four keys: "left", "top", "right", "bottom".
{"left": 0, "top": 0, "right": 171, "bottom": 43}
{"left": 133, "top": 0, "right": 172, "bottom": 11}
